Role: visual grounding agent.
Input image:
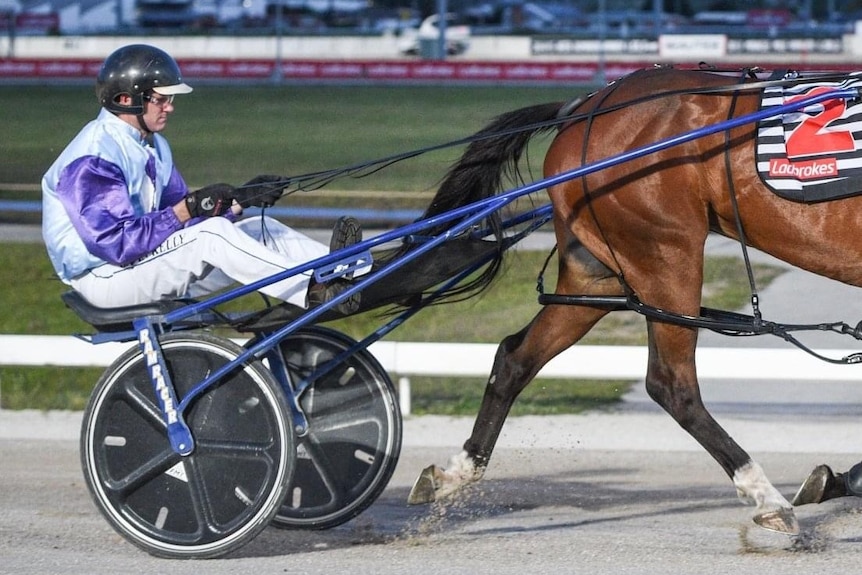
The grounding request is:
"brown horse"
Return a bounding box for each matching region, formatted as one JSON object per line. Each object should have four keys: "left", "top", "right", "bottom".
{"left": 405, "top": 65, "right": 862, "bottom": 535}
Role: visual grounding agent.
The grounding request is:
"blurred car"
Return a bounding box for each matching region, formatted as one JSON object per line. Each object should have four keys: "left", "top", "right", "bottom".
{"left": 463, "top": 0, "right": 588, "bottom": 33}
{"left": 397, "top": 13, "right": 471, "bottom": 56}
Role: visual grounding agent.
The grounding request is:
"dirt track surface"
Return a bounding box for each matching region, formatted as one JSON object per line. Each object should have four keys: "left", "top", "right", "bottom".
{"left": 2, "top": 411, "right": 862, "bottom": 575}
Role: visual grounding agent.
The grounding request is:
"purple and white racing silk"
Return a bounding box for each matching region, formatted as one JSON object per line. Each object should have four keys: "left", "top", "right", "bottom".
{"left": 42, "top": 108, "right": 333, "bottom": 309}
{"left": 42, "top": 108, "right": 188, "bottom": 282}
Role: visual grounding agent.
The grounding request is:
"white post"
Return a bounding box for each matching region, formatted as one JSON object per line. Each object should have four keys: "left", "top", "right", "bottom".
{"left": 398, "top": 376, "right": 411, "bottom": 416}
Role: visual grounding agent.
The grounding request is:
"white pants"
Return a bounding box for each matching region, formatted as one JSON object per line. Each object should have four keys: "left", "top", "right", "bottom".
{"left": 71, "top": 216, "right": 328, "bottom": 308}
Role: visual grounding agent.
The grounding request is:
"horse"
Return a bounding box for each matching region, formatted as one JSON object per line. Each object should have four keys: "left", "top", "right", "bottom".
{"left": 403, "top": 64, "right": 862, "bottom": 535}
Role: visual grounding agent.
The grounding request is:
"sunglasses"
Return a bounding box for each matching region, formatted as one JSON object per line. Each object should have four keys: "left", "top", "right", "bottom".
{"left": 143, "top": 93, "right": 175, "bottom": 107}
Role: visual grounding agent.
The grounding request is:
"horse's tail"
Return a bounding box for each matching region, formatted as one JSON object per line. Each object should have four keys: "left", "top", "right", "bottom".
{"left": 422, "top": 101, "right": 565, "bottom": 227}
{"left": 391, "top": 101, "right": 565, "bottom": 306}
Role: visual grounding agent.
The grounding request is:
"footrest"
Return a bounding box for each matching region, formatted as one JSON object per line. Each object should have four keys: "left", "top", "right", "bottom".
{"left": 313, "top": 250, "right": 373, "bottom": 283}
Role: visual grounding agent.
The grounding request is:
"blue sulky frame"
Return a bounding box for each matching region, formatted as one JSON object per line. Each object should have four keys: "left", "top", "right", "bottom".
{"left": 77, "top": 86, "right": 860, "bottom": 457}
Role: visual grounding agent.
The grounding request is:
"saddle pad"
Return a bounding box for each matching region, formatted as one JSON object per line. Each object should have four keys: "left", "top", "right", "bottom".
{"left": 755, "top": 75, "right": 862, "bottom": 203}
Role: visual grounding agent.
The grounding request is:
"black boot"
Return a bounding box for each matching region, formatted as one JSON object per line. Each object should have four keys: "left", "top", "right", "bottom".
{"left": 845, "top": 461, "right": 862, "bottom": 497}
{"left": 306, "top": 216, "right": 363, "bottom": 315}
{"left": 792, "top": 464, "right": 849, "bottom": 505}
{"left": 307, "top": 278, "right": 360, "bottom": 315}
{"left": 330, "top": 215, "right": 361, "bottom": 250}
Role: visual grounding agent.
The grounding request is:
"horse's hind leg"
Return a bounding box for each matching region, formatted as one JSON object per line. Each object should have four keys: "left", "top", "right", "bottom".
{"left": 643, "top": 320, "right": 798, "bottom": 534}
{"left": 408, "top": 245, "right": 620, "bottom": 504}
{"left": 408, "top": 302, "right": 612, "bottom": 504}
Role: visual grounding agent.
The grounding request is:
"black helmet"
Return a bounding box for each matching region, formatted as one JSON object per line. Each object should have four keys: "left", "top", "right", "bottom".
{"left": 95, "top": 44, "right": 193, "bottom": 115}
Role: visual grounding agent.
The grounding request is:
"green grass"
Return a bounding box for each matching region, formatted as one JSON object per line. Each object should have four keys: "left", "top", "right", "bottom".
{"left": 409, "top": 377, "right": 630, "bottom": 417}
{"left": 0, "top": 242, "right": 782, "bottom": 412}
{"left": 0, "top": 84, "right": 784, "bottom": 413}
{"left": 1, "top": 84, "right": 577, "bottom": 192}
{"left": 0, "top": 83, "right": 590, "bottom": 413}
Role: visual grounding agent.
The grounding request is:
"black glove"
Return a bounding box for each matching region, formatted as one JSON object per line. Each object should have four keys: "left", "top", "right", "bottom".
{"left": 184, "top": 183, "right": 236, "bottom": 218}
{"left": 234, "top": 175, "right": 287, "bottom": 208}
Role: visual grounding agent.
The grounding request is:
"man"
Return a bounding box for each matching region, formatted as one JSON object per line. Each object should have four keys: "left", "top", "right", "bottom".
{"left": 42, "top": 44, "right": 361, "bottom": 314}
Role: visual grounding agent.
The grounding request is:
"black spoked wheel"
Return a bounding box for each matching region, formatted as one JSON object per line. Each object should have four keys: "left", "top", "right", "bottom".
{"left": 80, "top": 332, "right": 295, "bottom": 559}
{"left": 270, "top": 326, "right": 402, "bottom": 530}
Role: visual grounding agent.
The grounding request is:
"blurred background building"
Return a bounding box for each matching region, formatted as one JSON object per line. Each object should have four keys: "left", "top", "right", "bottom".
{"left": 0, "top": 0, "right": 858, "bottom": 39}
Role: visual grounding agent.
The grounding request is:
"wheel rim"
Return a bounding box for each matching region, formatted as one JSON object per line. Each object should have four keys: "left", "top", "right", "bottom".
{"left": 274, "top": 328, "right": 401, "bottom": 528}
{"left": 82, "top": 336, "right": 292, "bottom": 557}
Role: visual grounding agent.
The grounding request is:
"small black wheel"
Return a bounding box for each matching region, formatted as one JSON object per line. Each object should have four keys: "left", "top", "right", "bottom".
{"left": 80, "top": 332, "right": 295, "bottom": 559}
{"left": 270, "top": 326, "right": 402, "bottom": 530}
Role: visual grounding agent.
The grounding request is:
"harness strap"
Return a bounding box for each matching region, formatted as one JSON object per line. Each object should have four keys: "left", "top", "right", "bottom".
{"left": 538, "top": 292, "right": 862, "bottom": 366}
{"left": 535, "top": 245, "right": 557, "bottom": 294}
{"left": 722, "top": 69, "right": 763, "bottom": 324}
{"left": 575, "top": 70, "right": 633, "bottom": 293}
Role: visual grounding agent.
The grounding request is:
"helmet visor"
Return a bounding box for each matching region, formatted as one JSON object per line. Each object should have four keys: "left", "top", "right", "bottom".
{"left": 153, "top": 83, "right": 193, "bottom": 96}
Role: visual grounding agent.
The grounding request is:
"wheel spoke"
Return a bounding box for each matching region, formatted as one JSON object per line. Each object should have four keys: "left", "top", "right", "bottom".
{"left": 117, "top": 378, "right": 168, "bottom": 433}
{"left": 102, "top": 448, "right": 178, "bottom": 498}
{"left": 286, "top": 438, "right": 345, "bottom": 510}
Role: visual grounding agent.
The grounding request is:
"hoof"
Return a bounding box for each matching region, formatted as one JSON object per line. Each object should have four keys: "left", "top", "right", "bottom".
{"left": 792, "top": 464, "right": 846, "bottom": 506}
{"left": 792, "top": 465, "right": 832, "bottom": 506}
{"left": 753, "top": 507, "right": 799, "bottom": 535}
{"left": 407, "top": 465, "right": 439, "bottom": 505}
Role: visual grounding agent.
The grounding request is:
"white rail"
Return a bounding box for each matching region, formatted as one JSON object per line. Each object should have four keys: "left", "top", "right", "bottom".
{"left": 5, "top": 334, "right": 862, "bottom": 378}
{"left": 4, "top": 335, "right": 861, "bottom": 415}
